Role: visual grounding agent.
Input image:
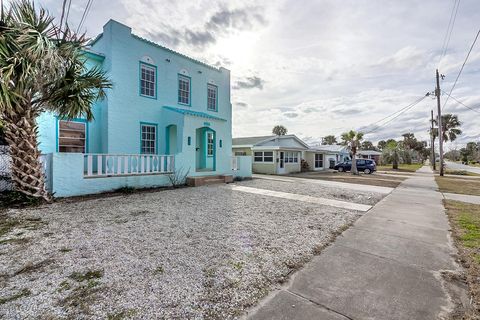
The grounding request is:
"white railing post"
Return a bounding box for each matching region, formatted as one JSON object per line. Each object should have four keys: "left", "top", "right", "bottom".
{"left": 87, "top": 155, "right": 93, "bottom": 176}
{"left": 166, "top": 156, "right": 171, "bottom": 173}
{"left": 98, "top": 155, "right": 104, "bottom": 176}
{"left": 82, "top": 153, "right": 174, "bottom": 177}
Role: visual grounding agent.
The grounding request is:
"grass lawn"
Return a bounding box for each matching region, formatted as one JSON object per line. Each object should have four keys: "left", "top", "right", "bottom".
{"left": 436, "top": 176, "right": 480, "bottom": 196}
{"left": 443, "top": 200, "right": 480, "bottom": 318}
{"left": 376, "top": 163, "right": 423, "bottom": 172}
{"left": 445, "top": 169, "right": 480, "bottom": 177}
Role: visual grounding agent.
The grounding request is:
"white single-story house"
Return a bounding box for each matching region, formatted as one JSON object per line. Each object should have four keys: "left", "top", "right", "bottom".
{"left": 357, "top": 150, "right": 382, "bottom": 163}
{"left": 232, "top": 135, "right": 350, "bottom": 175}
{"left": 304, "top": 145, "right": 350, "bottom": 171}
{"left": 232, "top": 135, "right": 309, "bottom": 174}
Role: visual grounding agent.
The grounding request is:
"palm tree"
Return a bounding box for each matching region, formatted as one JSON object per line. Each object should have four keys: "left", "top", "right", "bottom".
{"left": 382, "top": 140, "right": 401, "bottom": 169}
{"left": 360, "top": 140, "right": 375, "bottom": 150}
{"left": 0, "top": 1, "right": 111, "bottom": 201}
{"left": 272, "top": 125, "right": 288, "bottom": 136}
{"left": 377, "top": 140, "right": 387, "bottom": 150}
{"left": 434, "top": 114, "right": 462, "bottom": 142}
{"left": 322, "top": 135, "right": 337, "bottom": 145}
{"left": 341, "top": 130, "right": 364, "bottom": 174}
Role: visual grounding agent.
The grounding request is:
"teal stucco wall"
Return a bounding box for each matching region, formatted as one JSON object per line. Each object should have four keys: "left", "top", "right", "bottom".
{"left": 37, "top": 19, "right": 233, "bottom": 194}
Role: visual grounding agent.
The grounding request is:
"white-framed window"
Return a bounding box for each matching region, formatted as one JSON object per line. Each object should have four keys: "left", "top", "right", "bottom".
{"left": 284, "top": 152, "right": 299, "bottom": 163}
{"left": 315, "top": 153, "right": 324, "bottom": 168}
{"left": 207, "top": 132, "right": 214, "bottom": 156}
{"left": 254, "top": 151, "right": 274, "bottom": 162}
{"left": 207, "top": 84, "right": 217, "bottom": 111}
{"left": 58, "top": 120, "right": 86, "bottom": 153}
{"left": 141, "top": 124, "right": 157, "bottom": 154}
{"left": 178, "top": 75, "right": 190, "bottom": 105}
{"left": 235, "top": 151, "right": 247, "bottom": 156}
{"left": 140, "top": 63, "right": 156, "bottom": 97}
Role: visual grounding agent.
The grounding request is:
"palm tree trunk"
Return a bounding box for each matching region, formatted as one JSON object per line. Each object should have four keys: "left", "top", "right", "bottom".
{"left": 351, "top": 152, "right": 358, "bottom": 175}
{"left": 3, "top": 107, "right": 51, "bottom": 201}
{"left": 392, "top": 150, "right": 398, "bottom": 169}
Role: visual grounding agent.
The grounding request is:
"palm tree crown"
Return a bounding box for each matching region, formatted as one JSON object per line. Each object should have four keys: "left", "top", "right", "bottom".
{"left": 341, "top": 130, "right": 364, "bottom": 174}
{"left": 0, "top": 0, "right": 111, "bottom": 200}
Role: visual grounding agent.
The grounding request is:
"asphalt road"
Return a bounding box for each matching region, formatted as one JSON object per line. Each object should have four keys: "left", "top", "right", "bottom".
{"left": 445, "top": 160, "right": 480, "bottom": 174}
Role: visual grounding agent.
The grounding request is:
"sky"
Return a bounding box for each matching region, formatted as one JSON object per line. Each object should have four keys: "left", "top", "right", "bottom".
{"left": 38, "top": 0, "right": 480, "bottom": 149}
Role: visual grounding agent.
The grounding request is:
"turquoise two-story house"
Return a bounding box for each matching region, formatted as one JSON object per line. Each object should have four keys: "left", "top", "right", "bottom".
{"left": 37, "top": 20, "right": 242, "bottom": 197}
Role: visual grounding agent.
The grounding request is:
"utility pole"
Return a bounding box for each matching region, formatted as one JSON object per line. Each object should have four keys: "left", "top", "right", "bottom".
{"left": 435, "top": 69, "right": 444, "bottom": 176}
{"left": 430, "top": 110, "right": 436, "bottom": 170}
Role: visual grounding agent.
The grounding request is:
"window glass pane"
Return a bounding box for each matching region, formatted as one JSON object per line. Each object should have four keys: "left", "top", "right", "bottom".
{"left": 207, "top": 85, "right": 217, "bottom": 111}
{"left": 207, "top": 132, "right": 214, "bottom": 156}
{"left": 141, "top": 124, "right": 156, "bottom": 154}
{"left": 178, "top": 76, "right": 190, "bottom": 104}
{"left": 264, "top": 151, "right": 273, "bottom": 162}
{"left": 140, "top": 64, "right": 156, "bottom": 97}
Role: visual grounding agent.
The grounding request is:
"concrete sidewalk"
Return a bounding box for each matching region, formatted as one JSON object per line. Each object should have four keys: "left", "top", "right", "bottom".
{"left": 246, "top": 166, "right": 465, "bottom": 320}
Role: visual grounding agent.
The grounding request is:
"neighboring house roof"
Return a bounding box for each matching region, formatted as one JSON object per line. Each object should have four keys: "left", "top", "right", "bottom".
{"left": 308, "top": 144, "right": 349, "bottom": 153}
{"left": 233, "top": 135, "right": 310, "bottom": 150}
{"left": 358, "top": 150, "right": 382, "bottom": 156}
{"left": 163, "top": 106, "right": 227, "bottom": 121}
{"left": 232, "top": 136, "right": 275, "bottom": 147}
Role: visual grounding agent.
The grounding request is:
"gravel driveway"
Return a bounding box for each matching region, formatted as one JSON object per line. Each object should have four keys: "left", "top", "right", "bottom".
{"left": 0, "top": 178, "right": 387, "bottom": 319}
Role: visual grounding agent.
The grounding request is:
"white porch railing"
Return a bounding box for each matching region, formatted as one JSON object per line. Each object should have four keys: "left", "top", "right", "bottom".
{"left": 83, "top": 154, "right": 174, "bottom": 178}
{"left": 231, "top": 156, "right": 239, "bottom": 171}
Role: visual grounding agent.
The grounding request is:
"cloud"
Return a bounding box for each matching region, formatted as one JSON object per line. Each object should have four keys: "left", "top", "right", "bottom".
{"left": 184, "top": 30, "right": 216, "bottom": 47}
{"left": 283, "top": 112, "right": 299, "bottom": 118}
{"left": 302, "top": 107, "right": 320, "bottom": 113}
{"left": 374, "top": 46, "right": 428, "bottom": 70}
{"left": 41, "top": 0, "right": 479, "bottom": 148}
{"left": 235, "top": 101, "right": 248, "bottom": 108}
{"left": 233, "top": 76, "right": 265, "bottom": 90}
{"left": 142, "top": 5, "right": 268, "bottom": 50}
{"left": 207, "top": 7, "right": 267, "bottom": 31}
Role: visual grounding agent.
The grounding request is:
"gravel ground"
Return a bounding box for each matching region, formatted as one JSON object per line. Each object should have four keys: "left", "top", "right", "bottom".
{"left": 0, "top": 180, "right": 385, "bottom": 319}
{"left": 242, "top": 178, "right": 384, "bottom": 206}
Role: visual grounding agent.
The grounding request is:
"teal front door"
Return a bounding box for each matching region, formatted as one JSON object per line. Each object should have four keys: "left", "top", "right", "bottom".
{"left": 195, "top": 127, "right": 216, "bottom": 172}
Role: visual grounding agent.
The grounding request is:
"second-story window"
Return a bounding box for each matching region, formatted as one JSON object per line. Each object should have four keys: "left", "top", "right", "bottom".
{"left": 207, "top": 84, "right": 217, "bottom": 111}
{"left": 178, "top": 75, "right": 190, "bottom": 105}
{"left": 140, "top": 63, "right": 156, "bottom": 98}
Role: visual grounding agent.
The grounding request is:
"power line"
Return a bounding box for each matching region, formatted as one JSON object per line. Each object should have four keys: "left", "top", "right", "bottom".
{"left": 442, "top": 28, "right": 480, "bottom": 111}
{"left": 363, "top": 94, "right": 429, "bottom": 135}
{"left": 440, "top": 0, "right": 461, "bottom": 61}
{"left": 59, "top": 0, "right": 67, "bottom": 32}
{"left": 65, "top": 0, "right": 72, "bottom": 29}
{"left": 77, "top": 0, "right": 93, "bottom": 33}
{"left": 367, "top": 95, "right": 427, "bottom": 127}
{"left": 442, "top": 90, "right": 480, "bottom": 114}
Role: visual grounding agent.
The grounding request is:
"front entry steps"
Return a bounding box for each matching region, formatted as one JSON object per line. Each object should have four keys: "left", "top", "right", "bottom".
{"left": 186, "top": 174, "right": 234, "bottom": 187}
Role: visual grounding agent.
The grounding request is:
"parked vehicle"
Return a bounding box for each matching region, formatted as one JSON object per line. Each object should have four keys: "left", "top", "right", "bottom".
{"left": 334, "top": 159, "right": 376, "bottom": 174}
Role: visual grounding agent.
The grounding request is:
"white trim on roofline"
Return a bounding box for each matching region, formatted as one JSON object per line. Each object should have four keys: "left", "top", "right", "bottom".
{"left": 252, "top": 146, "right": 305, "bottom": 151}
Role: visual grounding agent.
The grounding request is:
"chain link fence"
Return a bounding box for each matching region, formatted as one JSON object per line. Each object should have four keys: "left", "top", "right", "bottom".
{"left": 0, "top": 145, "right": 12, "bottom": 192}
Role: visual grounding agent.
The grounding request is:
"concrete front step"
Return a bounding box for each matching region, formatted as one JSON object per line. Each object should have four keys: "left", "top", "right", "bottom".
{"left": 186, "top": 174, "right": 233, "bottom": 187}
